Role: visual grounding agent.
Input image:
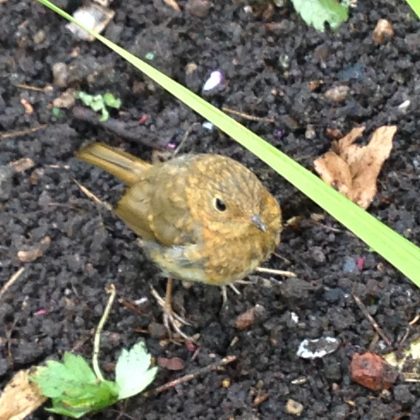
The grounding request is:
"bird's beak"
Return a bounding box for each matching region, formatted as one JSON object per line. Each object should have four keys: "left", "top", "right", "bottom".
{"left": 251, "top": 214, "right": 267, "bottom": 232}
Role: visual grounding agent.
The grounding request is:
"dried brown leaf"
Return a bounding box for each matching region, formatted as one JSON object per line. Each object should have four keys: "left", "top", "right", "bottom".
{"left": 314, "top": 126, "right": 397, "bottom": 208}
{"left": 0, "top": 369, "right": 46, "bottom": 420}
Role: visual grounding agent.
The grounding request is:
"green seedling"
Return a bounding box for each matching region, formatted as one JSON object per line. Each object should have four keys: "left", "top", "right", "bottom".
{"left": 76, "top": 91, "right": 121, "bottom": 121}
{"left": 31, "top": 285, "right": 157, "bottom": 418}
{"left": 291, "top": 0, "right": 349, "bottom": 32}
{"left": 32, "top": 343, "right": 157, "bottom": 418}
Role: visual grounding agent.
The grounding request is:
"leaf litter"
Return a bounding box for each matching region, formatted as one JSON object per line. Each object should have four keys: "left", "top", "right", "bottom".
{"left": 314, "top": 126, "right": 397, "bottom": 209}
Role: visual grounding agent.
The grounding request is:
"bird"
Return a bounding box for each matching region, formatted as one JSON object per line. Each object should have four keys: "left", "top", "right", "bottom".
{"left": 77, "top": 143, "right": 282, "bottom": 339}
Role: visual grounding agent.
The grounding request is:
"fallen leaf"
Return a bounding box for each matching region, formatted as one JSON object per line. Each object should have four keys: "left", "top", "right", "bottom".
{"left": 384, "top": 337, "right": 420, "bottom": 382}
{"left": 314, "top": 126, "right": 397, "bottom": 208}
{"left": 0, "top": 369, "right": 47, "bottom": 420}
{"left": 350, "top": 352, "right": 398, "bottom": 391}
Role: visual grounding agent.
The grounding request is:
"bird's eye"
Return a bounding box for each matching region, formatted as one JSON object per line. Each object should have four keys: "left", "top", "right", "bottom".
{"left": 213, "top": 197, "right": 227, "bottom": 212}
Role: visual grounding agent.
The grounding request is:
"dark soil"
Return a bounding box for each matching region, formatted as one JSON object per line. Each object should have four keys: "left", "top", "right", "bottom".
{"left": 1, "top": 1, "right": 419, "bottom": 419}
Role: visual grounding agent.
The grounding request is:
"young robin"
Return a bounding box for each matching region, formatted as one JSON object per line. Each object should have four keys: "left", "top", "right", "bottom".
{"left": 77, "top": 143, "right": 282, "bottom": 338}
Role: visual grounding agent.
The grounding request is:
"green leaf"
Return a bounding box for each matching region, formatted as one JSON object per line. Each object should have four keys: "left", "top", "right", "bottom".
{"left": 31, "top": 353, "right": 119, "bottom": 419}
{"left": 291, "top": 0, "right": 349, "bottom": 31}
{"left": 406, "top": 0, "right": 420, "bottom": 19}
{"left": 51, "top": 107, "right": 63, "bottom": 118}
{"left": 99, "top": 107, "right": 110, "bottom": 122}
{"left": 103, "top": 92, "right": 122, "bottom": 109}
{"left": 115, "top": 341, "right": 158, "bottom": 399}
{"left": 90, "top": 95, "right": 105, "bottom": 112}
{"left": 36, "top": 0, "right": 420, "bottom": 288}
{"left": 76, "top": 91, "right": 93, "bottom": 106}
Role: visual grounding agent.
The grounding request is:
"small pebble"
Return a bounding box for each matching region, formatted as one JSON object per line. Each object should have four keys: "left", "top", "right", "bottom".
{"left": 53, "top": 88, "right": 76, "bottom": 108}
{"left": 285, "top": 399, "right": 304, "bottom": 416}
{"left": 397, "top": 99, "right": 410, "bottom": 111}
{"left": 52, "top": 62, "right": 69, "bottom": 88}
{"left": 372, "top": 19, "right": 394, "bottom": 45}
{"left": 405, "top": 32, "right": 420, "bottom": 54}
{"left": 305, "top": 125, "right": 316, "bottom": 140}
{"left": 297, "top": 336, "right": 340, "bottom": 359}
{"left": 9, "top": 157, "right": 34, "bottom": 173}
{"left": 202, "top": 70, "right": 224, "bottom": 92}
{"left": 157, "top": 356, "right": 185, "bottom": 371}
{"left": 324, "top": 85, "right": 349, "bottom": 103}
{"left": 234, "top": 304, "right": 265, "bottom": 330}
{"left": 351, "top": 352, "right": 398, "bottom": 391}
{"left": 66, "top": 4, "right": 114, "bottom": 41}
{"left": 202, "top": 121, "right": 214, "bottom": 131}
{"left": 343, "top": 256, "right": 357, "bottom": 273}
{"left": 148, "top": 322, "right": 167, "bottom": 339}
{"left": 33, "top": 30, "right": 46, "bottom": 45}
{"left": 0, "top": 165, "right": 13, "bottom": 201}
{"left": 17, "top": 236, "right": 52, "bottom": 263}
{"left": 185, "top": 62, "right": 198, "bottom": 75}
{"left": 185, "top": 0, "right": 211, "bottom": 18}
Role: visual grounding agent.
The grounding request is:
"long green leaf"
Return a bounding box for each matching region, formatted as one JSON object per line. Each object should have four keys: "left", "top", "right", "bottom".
{"left": 37, "top": 0, "right": 420, "bottom": 287}
{"left": 406, "top": 0, "right": 420, "bottom": 19}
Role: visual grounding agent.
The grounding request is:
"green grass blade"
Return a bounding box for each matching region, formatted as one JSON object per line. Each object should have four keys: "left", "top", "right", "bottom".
{"left": 406, "top": 0, "right": 420, "bottom": 18}
{"left": 37, "top": 0, "right": 420, "bottom": 287}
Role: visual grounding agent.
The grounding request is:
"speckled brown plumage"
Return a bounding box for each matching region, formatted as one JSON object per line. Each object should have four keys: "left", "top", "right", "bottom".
{"left": 77, "top": 143, "right": 282, "bottom": 337}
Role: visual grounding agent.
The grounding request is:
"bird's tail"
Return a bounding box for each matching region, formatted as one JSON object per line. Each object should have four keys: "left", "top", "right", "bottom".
{"left": 76, "top": 143, "right": 152, "bottom": 186}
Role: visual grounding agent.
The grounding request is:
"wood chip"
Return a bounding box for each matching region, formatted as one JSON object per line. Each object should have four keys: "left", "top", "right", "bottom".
{"left": 9, "top": 157, "right": 35, "bottom": 173}
{"left": 0, "top": 369, "right": 46, "bottom": 420}
{"left": 17, "top": 236, "right": 51, "bottom": 263}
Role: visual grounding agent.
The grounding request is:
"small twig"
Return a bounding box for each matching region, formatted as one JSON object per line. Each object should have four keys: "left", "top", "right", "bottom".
{"left": 72, "top": 106, "right": 167, "bottom": 149}
{"left": 0, "top": 124, "right": 47, "bottom": 140}
{"left": 144, "top": 355, "right": 237, "bottom": 397}
{"left": 409, "top": 314, "right": 420, "bottom": 326}
{"left": 73, "top": 178, "right": 111, "bottom": 209}
{"left": 92, "top": 284, "right": 116, "bottom": 381}
{"left": 352, "top": 293, "right": 392, "bottom": 347}
{"left": 14, "top": 83, "right": 52, "bottom": 92}
{"left": 172, "top": 123, "right": 200, "bottom": 157}
{"left": 0, "top": 267, "right": 25, "bottom": 301}
{"left": 163, "top": 0, "right": 181, "bottom": 12}
{"left": 221, "top": 107, "right": 275, "bottom": 124}
{"left": 256, "top": 267, "right": 296, "bottom": 278}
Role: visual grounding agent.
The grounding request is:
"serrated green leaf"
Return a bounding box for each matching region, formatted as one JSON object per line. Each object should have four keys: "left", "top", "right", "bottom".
{"left": 62, "top": 352, "right": 97, "bottom": 383}
{"left": 31, "top": 353, "right": 119, "bottom": 418}
{"left": 291, "top": 0, "right": 349, "bottom": 32}
{"left": 47, "top": 379, "right": 118, "bottom": 418}
{"left": 103, "top": 92, "right": 122, "bottom": 109}
{"left": 115, "top": 341, "right": 158, "bottom": 399}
